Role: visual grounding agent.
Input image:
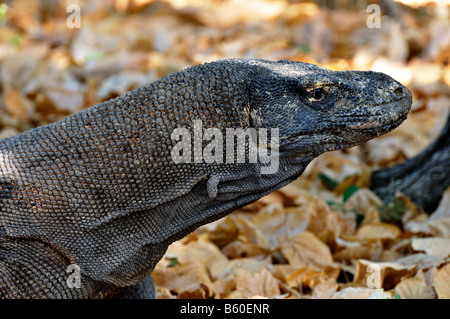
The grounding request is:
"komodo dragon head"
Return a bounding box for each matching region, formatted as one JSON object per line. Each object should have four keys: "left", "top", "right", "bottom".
{"left": 246, "top": 59, "right": 412, "bottom": 158}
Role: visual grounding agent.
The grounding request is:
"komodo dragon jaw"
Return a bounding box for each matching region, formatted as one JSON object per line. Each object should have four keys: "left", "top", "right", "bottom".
{"left": 0, "top": 59, "right": 412, "bottom": 298}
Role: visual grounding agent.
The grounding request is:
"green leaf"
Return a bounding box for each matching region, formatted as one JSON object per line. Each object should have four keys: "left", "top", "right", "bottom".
{"left": 10, "top": 33, "right": 20, "bottom": 50}
{"left": 318, "top": 173, "right": 338, "bottom": 190}
{"left": 377, "top": 199, "right": 407, "bottom": 226}
{"left": 343, "top": 185, "right": 359, "bottom": 203}
{"left": 167, "top": 257, "right": 178, "bottom": 268}
{"left": 326, "top": 200, "right": 337, "bottom": 207}
{"left": 86, "top": 51, "right": 104, "bottom": 62}
{"left": 297, "top": 43, "right": 311, "bottom": 54}
{"left": 0, "top": 3, "right": 8, "bottom": 24}
{"left": 353, "top": 210, "right": 365, "bottom": 226}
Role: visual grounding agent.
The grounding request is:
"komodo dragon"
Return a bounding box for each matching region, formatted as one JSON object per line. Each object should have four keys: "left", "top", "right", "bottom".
{"left": 0, "top": 58, "right": 412, "bottom": 298}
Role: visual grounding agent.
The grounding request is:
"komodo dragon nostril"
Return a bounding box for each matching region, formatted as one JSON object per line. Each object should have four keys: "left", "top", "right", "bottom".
{"left": 394, "top": 86, "right": 404, "bottom": 97}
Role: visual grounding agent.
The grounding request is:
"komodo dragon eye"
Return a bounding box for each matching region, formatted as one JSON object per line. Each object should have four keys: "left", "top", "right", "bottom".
{"left": 307, "top": 87, "right": 325, "bottom": 101}
{"left": 299, "top": 84, "right": 338, "bottom": 112}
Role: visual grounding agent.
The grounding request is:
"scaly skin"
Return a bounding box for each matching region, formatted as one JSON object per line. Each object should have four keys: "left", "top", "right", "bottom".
{"left": 0, "top": 59, "right": 412, "bottom": 298}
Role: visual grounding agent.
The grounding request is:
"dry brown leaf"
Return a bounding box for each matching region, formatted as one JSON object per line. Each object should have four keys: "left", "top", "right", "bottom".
{"left": 305, "top": 197, "right": 349, "bottom": 238}
{"left": 433, "top": 263, "right": 450, "bottom": 299}
{"left": 428, "top": 188, "right": 450, "bottom": 238}
{"left": 281, "top": 2, "right": 319, "bottom": 25}
{"left": 0, "top": 54, "right": 39, "bottom": 90}
{"left": 331, "top": 287, "right": 392, "bottom": 299}
{"left": 272, "top": 265, "right": 313, "bottom": 288}
{"left": 252, "top": 190, "right": 286, "bottom": 206}
{"left": 395, "top": 253, "right": 446, "bottom": 270}
{"left": 96, "top": 71, "right": 154, "bottom": 100}
{"left": 444, "top": 65, "right": 450, "bottom": 88}
{"left": 412, "top": 238, "right": 450, "bottom": 258}
{"left": 399, "top": 193, "right": 430, "bottom": 226}
{"left": 4, "top": 89, "right": 31, "bottom": 122}
{"left": 404, "top": 214, "right": 433, "bottom": 234}
{"left": 356, "top": 223, "right": 401, "bottom": 241}
{"left": 344, "top": 189, "right": 383, "bottom": 217}
{"left": 155, "top": 286, "right": 177, "bottom": 299}
{"left": 395, "top": 271, "right": 436, "bottom": 299}
{"left": 334, "top": 167, "right": 373, "bottom": 194}
{"left": 403, "top": 189, "right": 450, "bottom": 237}
{"left": 271, "top": 265, "right": 339, "bottom": 289}
{"left": 353, "top": 259, "right": 417, "bottom": 290}
{"left": 44, "top": 80, "right": 86, "bottom": 113}
{"left": 427, "top": 96, "right": 450, "bottom": 114}
{"left": 235, "top": 216, "right": 270, "bottom": 248}
{"left": 7, "top": 0, "right": 40, "bottom": 33}
{"left": 164, "top": 234, "right": 228, "bottom": 269}
{"left": 152, "top": 262, "right": 215, "bottom": 298}
{"left": 360, "top": 208, "right": 381, "bottom": 226}
{"left": 242, "top": 195, "right": 284, "bottom": 214}
{"left": 210, "top": 256, "right": 271, "bottom": 280}
{"left": 335, "top": 237, "right": 361, "bottom": 249}
{"left": 235, "top": 268, "right": 280, "bottom": 299}
{"left": 333, "top": 242, "right": 383, "bottom": 263}
{"left": 428, "top": 218, "right": 450, "bottom": 239}
{"left": 209, "top": 215, "right": 239, "bottom": 248}
{"left": 162, "top": 234, "right": 229, "bottom": 286}
{"left": 279, "top": 231, "right": 334, "bottom": 270}
{"left": 250, "top": 207, "right": 310, "bottom": 248}
{"left": 410, "top": 61, "right": 443, "bottom": 89}
{"left": 285, "top": 192, "right": 351, "bottom": 238}
{"left": 312, "top": 277, "right": 338, "bottom": 299}
{"left": 363, "top": 115, "right": 431, "bottom": 166}
{"left": 213, "top": 274, "right": 236, "bottom": 299}
{"left": 222, "top": 240, "right": 268, "bottom": 259}
{"left": 363, "top": 136, "right": 408, "bottom": 166}
{"left": 221, "top": 216, "right": 270, "bottom": 258}
{"left": 0, "top": 127, "right": 19, "bottom": 139}
{"left": 278, "top": 184, "right": 310, "bottom": 201}
{"left": 171, "top": 0, "right": 287, "bottom": 28}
